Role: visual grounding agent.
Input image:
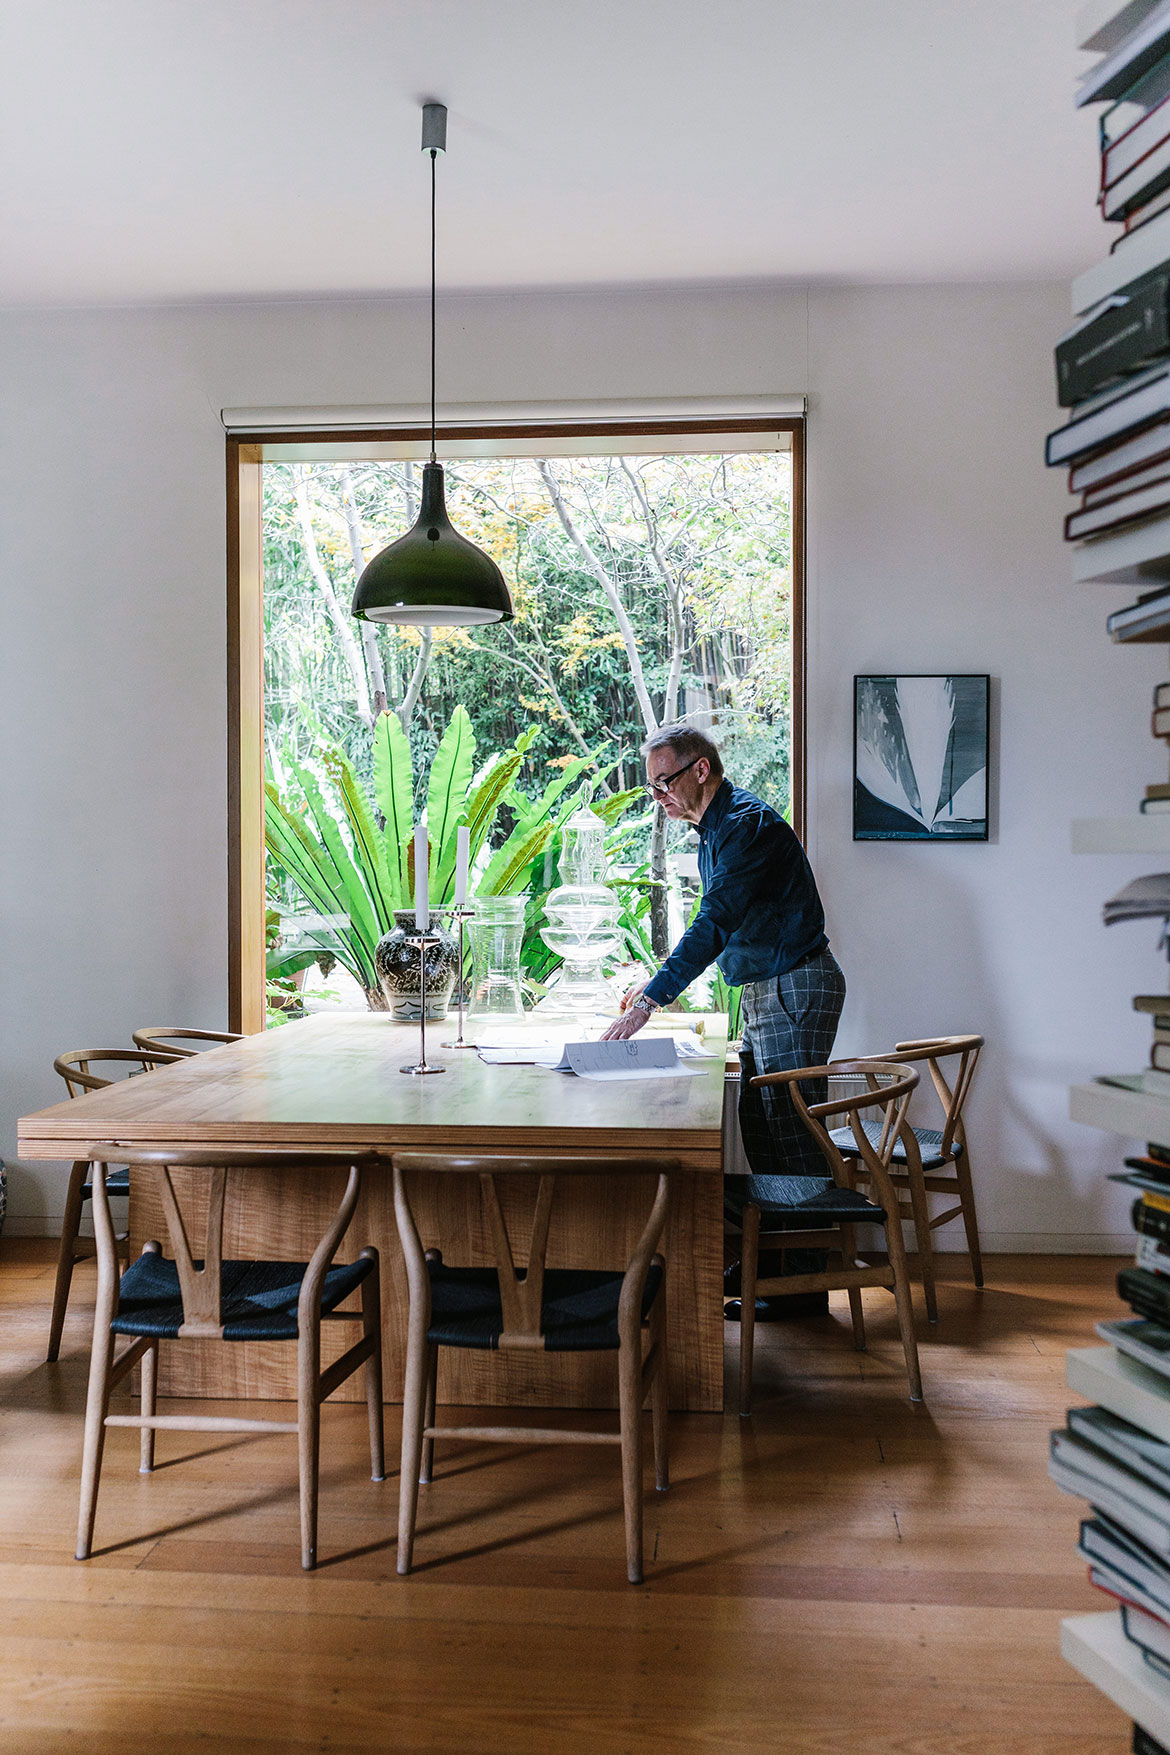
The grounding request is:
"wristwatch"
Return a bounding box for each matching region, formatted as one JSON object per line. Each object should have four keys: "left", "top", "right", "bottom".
{"left": 630, "top": 994, "right": 660, "bottom": 1017}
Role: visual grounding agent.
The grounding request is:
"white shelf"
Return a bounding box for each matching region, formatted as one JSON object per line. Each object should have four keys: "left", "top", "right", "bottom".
{"left": 1063, "top": 1611, "right": 1170, "bottom": 1744}
{"left": 1072, "top": 818, "right": 1170, "bottom": 853}
{"left": 1071, "top": 1079, "right": 1170, "bottom": 1147}
{"left": 1068, "top": 1346, "right": 1170, "bottom": 1442}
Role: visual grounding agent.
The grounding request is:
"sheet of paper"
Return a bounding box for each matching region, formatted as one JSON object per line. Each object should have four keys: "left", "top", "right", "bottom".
{"left": 476, "top": 1043, "right": 561, "bottom": 1065}
{"left": 476, "top": 1030, "right": 712, "bottom": 1069}
{"left": 540, "top": 1038, "right": 702, "bottom": 1080}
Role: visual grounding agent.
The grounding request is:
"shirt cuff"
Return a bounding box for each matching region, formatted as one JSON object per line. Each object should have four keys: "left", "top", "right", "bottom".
{"left": 643, "top": 972, "right": 674, "bottom": 1008}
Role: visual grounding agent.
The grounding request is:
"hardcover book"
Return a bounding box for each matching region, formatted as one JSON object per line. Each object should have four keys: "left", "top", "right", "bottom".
{"left": 1071, "top": 420, "right": 1170, "bottom": 491}
{"left": 1107, "top": 587, "right": 1170, "bottom": 638}
{"left": 1066, "top": 476, "right": 1170, "bottom": 538}
{"left": 1078, "top": 0, "right": 1170, "bottom": 107}
{"left": 1056, "top": 272, "right": 1170, "bottom": 404}
{"left": 1046, "top": 364, "right": 1170, "bottom": 465}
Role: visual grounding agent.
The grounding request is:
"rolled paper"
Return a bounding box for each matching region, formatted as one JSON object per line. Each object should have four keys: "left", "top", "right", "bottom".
{"left": 454, "top": 824, "right": 470, "bottom": 907}
{"left": 414, "top": 823, "right": 429, "bottom": 932}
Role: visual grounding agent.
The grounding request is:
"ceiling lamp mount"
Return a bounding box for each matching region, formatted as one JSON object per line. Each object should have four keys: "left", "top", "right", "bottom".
{"left": 352, "top": 102, "right": 513, "bottom": 629}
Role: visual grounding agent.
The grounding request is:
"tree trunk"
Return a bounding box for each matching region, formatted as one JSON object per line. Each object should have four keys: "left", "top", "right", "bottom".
{"left": 397, "top": 631, "right": 433, "bottom": 730}
{"left": 292, "top": 466, "right": 374, "bottom": 728}
{"left": 536, "top": 459, "right": 672, "bottom": 960}
{"left": 339, "top": 467, "right": 388, "bottom": 718}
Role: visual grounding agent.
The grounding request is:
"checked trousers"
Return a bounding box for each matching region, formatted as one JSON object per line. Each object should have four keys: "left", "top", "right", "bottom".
{"left": 736, "top": 947, "right": 847, "bottom": 1181}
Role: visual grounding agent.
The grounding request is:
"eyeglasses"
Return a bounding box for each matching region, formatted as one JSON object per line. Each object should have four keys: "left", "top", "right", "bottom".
{"left": 644, "top": 756, "right": 702, "bottom": 798}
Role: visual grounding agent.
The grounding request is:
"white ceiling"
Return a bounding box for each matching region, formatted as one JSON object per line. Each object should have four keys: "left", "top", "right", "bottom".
{"left": 0, "top": 0, "right": 1109, "bottom": 306}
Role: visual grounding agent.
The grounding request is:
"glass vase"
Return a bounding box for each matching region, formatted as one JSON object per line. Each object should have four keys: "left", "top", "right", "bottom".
{"left": 466, "top": 896, "right": 526, "bottom": 1020}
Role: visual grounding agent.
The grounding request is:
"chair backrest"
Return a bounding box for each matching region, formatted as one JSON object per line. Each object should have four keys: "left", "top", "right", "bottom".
{"left": 54, "top": 1048, "right": 183, "bottom": 1097}
{"left": 863, "top": 1035, "right": 983, "bottom": 1156}
{"left": 749, "top": 1060, "right": 919, "bottom": 1198}
{"left": 85, "top": 1145, "right": 382, "bottom": 1339}
{"left": 132, "top": 1028, "right": 245, "bottom": 1058}
{"left": 391, "top": 1152, "right": 677, "bottom": 1348}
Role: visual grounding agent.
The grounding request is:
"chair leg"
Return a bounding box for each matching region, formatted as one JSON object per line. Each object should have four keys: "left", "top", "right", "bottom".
{"left": 839, "top": 1225, "right": 867, "bottom": 1351}
{"left": 139, "top": 1342, "right": 158, "bottom": 1474}
{"left": 420, "top": 1345, "right": 438, "bottom": 1487}
{"left": 297, "top": 1317, "right": 322, "bottom": 1572}
{"left": 952, "top": 1150, "right": 984, "bottom": 1289}
{"left": 737, "top": 1203, "right": 760, "bottom": 1419}
{"left": 904, "top": 1168, "right": 938, "bottom": 1324}
{"left": 360, "top": 1250, "right": 385, "bottom": 1483}
{"left": 397, "top": 1325, "right": 430, "bottom": 1577}
{"left": 650, "top": 1289, "right": 669, "bottom": 1493}
{"left": 75, "top": 1322, "right": 115, "bottom": 1560}
{"left": 618, "top": 1327, "right": 646, "bottom": 1585}
{"left": 48, "top": 1162, "right": 89, "bottom": 1363}
{"left": 884, "top": 1213, "right": 924, "bottom": 1403}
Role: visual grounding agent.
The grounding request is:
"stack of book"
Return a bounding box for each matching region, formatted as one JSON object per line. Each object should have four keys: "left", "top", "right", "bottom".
{"left": 1051, "top": 1153, "right": 1170, "bottom": 1745}
{"left": 1145, "top": 683, "right": 1170, "bottom": 809}
{"left": 1137, "top": 995, "right": 1170, "bottom": 1089}
{"left": 1048, "top": 0, "right": 1170, "bottom": 615}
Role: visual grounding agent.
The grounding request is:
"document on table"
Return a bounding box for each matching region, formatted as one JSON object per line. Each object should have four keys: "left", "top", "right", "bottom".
{"left": 477, "top": 1032, "right": 713, "bottom": 1071}
{"left": 542, "top": 1038, "right": 702, "bottom": 1081}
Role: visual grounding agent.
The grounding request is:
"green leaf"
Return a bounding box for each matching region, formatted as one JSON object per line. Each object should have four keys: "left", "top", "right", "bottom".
{"left": 463, "top": 725, "right": 539, "bottom": 859}
{"left": 289, "top": 754, "right": 377, "bottom": 947}
{"left": 266, "top": 944, "right": 321, "bottom": 979}
{"left": 323, "top": 746, "right": 396, "bottom": 928}
{"left": 289, "top": 757, "right": 381, "bottom": 958}
{"left": 427, "top": 706, "right": 475, "bottom": 866}
{"left": 263, "top": 787, "right": 376, "bottom": 989}
{"left": 478, "top": 817, "right": 558, "bottom": 897}
{"left": 372, "top": 711, "right": 414, "bottom": 892}
{"left": 593, "top": 786, "right": 644, "bottom": 828}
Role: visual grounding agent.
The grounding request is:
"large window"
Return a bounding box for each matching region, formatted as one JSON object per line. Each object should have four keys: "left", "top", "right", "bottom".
{"left": 228, "top": 421, "right": 803, "bottom": 1030}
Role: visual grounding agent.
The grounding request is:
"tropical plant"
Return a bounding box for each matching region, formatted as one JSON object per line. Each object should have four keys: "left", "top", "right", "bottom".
{"left": 264, "top": 706, "right": 646, "bottom": 1011}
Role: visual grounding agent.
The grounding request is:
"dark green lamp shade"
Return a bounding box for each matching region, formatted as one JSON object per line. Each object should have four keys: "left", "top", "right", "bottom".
{"left": 351, "top": 462, "right": 513, "bottom": 626}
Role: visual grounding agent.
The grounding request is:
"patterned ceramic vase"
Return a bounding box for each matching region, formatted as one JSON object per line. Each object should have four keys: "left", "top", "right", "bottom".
{"left": 374, "top": 910, "right": 460, "bottom": 1021}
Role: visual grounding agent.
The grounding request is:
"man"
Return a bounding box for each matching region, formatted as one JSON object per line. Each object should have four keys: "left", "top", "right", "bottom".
{"left": 602, "top": 724, "right": 846, "bottom": 1307}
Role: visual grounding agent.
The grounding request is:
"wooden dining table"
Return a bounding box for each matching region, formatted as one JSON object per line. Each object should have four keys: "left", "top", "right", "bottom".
{"left": 18, "top": 1013, "right": 728, "bottom": 1411}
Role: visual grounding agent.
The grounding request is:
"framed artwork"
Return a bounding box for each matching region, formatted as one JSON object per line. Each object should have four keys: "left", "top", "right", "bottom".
{"left": 853, "top": 674, "right": 990, "bottom": 842}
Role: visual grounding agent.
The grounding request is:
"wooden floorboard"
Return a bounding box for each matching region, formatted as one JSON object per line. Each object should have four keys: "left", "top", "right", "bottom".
{"left": 0, "top": 1239, "right": 1133, "bottom": 1753}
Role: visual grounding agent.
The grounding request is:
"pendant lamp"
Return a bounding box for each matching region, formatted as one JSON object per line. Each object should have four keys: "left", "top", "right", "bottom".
{"left": 352, "top": 103, "right": 513, "bottom": 628}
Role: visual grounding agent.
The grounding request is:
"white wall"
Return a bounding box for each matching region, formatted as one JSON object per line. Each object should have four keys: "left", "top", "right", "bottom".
{"left": 0, "top": 281, "right": 1160, "bottom": 1246}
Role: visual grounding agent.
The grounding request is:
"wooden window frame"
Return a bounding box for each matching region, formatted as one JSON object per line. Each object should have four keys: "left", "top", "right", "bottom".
{"left": 227, "top": 418, "right": 805, "bottom": 1033}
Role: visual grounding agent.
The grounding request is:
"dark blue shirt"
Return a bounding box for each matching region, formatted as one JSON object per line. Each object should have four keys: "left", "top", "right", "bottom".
{"left": 643, "top": 780, "right": 828, "bottom": 1007}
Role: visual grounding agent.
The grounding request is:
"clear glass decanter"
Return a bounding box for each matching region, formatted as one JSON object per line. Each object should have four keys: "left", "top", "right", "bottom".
{"left": 536, "top": 799, "right": 623, "bottom": 1015}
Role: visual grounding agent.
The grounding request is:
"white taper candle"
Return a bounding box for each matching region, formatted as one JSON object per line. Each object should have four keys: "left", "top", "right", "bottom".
{"left": 414, "top": 823, "right": 429, "bottom": 932}
{"left": 453, "top": 824, "right": 470, "bottom": 907}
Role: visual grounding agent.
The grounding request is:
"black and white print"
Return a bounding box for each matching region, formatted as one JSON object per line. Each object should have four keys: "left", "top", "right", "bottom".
{"left": 853, "top": 674, "right": 989, "bottom": 842}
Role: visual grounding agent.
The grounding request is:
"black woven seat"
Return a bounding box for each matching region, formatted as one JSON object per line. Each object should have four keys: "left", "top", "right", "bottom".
{"left": 110, "top": 1252, "right": 375, "bottom": 1341}
{"left": 829, "top": 1119, "right": 963, "bottom": 1170}
{"left": 81, "top": 1167, "right": 129, "bottom": 1198}
{"left": 723, "top": 1172, "right": 886, "bottom": 1231}
{"left": 425, "top": 1260, "right": 665, "bottom": 1351}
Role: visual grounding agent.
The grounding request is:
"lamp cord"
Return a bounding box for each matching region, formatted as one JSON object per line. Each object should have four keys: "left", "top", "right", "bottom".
{"left": 430, "top": 146, "right": 437, "bottom": 465}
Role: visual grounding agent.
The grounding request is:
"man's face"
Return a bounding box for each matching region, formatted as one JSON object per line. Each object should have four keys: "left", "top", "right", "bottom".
{"left": 646, "top": 749, "right": 710, "bottom": 823}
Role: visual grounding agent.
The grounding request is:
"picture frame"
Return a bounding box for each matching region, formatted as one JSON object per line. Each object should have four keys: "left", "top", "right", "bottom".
{"left": 853, "top": 673, "right": 990, "bottom": 842}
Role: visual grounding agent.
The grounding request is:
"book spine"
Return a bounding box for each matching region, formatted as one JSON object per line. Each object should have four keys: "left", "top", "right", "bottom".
{"left": 1133, "top": 1193, "right": 1170, "bottom": 1238}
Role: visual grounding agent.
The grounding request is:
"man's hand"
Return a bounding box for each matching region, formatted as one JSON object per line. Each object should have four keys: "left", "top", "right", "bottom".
{"left": 618, "top": 976, "right": 649, "bottom": 1013}
{"left": 601, "top": 1004, "right": 649, "bottom": 1042}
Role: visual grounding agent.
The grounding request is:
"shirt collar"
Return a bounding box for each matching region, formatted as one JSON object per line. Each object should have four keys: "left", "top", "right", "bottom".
{"left": 696, "top": 778, "right": 732, "bottom": 838}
